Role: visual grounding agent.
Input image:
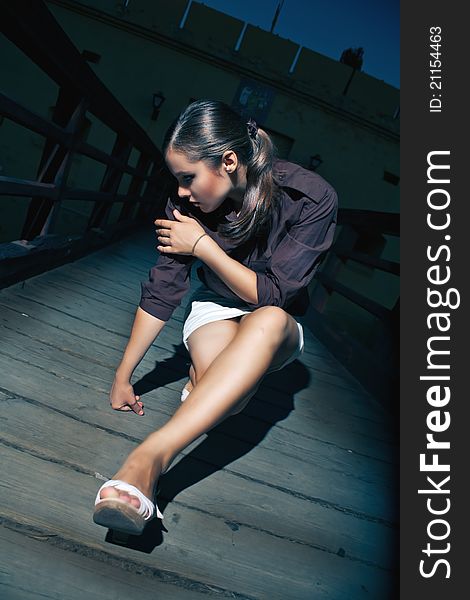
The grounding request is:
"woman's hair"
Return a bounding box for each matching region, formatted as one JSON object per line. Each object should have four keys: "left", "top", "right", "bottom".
{"left": 162, "top": 99, "right": 278, "bottom": 244}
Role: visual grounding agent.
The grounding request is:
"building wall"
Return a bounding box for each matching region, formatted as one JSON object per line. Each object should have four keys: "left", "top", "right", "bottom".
{"left": 0, "top": 0, "right": 399, "bottom": 342}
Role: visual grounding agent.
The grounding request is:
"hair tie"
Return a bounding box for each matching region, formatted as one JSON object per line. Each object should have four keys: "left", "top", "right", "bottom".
{"left": 246, "top": 118, "right": 258, "bottom": 140}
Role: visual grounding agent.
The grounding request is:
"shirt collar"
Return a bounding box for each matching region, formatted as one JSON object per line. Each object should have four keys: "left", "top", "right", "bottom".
{"left": 224, "top": 159, "right": 309, "bottom": 222}
{"left": 273, "top": 159, "right": 321, "bottom": 201}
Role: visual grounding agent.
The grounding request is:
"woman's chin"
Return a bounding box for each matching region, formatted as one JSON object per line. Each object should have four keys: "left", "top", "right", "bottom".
{"left": 195, "top": 199, "right": 225, "bottom": 213}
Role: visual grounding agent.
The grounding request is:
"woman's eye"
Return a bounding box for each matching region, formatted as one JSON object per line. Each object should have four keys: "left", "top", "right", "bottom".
{"left": 183, "top": 175, "right": 194, "bottom": 183}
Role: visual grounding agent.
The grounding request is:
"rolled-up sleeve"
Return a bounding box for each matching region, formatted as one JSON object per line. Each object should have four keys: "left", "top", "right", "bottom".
{"left": 250, "top": 186, "right": 338, "bottom": 309}
{"left": 139, "top": 197, "right": 195, "bottom": 321}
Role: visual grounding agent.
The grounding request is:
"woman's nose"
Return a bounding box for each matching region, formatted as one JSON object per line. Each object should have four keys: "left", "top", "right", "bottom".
{"left": 178, "top": 186, "right": 190, "bottom": 198}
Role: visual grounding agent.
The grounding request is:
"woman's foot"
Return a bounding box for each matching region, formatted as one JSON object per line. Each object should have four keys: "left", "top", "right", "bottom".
{"left": 98, "top": 448, "right": 162, "bottom": 509}
{"left": 180, "top": 379, "right": 193, "bottom": 401}
{"left": 181, "top": 364, "right": 196, "bottom": 401}
{"left": 94, "top": 444, "right": 167, "bottom": 532}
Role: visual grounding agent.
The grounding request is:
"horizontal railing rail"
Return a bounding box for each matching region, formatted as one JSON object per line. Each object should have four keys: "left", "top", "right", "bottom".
{"left": 308, "top": 208, "right": 399, "bottom": 408}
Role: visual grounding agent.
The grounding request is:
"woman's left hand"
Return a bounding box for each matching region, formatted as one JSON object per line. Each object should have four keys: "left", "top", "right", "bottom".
{"left": 154, "top": 209, "right": 206, "bottom": 255}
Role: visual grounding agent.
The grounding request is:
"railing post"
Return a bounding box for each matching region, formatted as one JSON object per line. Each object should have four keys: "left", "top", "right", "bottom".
{"left": 21, "top": 92, "right": 89, "bottom": 239}
{"left": 87, "top": 133, "right": 133, "bottom": 230}
{"left": 136, "top": 159, "right": 169, "bottom": 222}
{"left": 40, "top": 99, "right": 90, "bottom": 236}
{"left": 118, "top": 152, "right": 151, "bottom": 223}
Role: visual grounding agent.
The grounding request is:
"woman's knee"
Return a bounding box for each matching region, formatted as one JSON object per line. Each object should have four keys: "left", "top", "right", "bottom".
{"left": 240, "top": 306, "right": 292, "bottom": 345}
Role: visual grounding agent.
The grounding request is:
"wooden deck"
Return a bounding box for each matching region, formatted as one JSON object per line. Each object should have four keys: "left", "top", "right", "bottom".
{"left": 0, "top": 228, "right": 398, "bottom": 599}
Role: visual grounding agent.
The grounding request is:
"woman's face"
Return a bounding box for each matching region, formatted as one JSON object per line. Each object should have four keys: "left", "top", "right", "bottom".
{"left": 165, "top": 148, "right": 233, "bottom": 213}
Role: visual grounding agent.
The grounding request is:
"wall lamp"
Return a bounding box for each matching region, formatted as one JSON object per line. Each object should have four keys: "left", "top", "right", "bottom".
{"left": 309, "top": 154, "right": 323, "bottom": 171}
{"left": 152, "top": 92, "right": 166, "bottom": 121}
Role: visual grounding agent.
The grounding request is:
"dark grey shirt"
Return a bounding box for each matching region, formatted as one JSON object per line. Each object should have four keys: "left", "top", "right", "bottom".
{"left": 139, "top": 159, "right": 338, "bottom": 321}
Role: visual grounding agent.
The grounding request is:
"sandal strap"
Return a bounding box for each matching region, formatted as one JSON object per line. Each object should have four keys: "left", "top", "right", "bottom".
{"left": 95, "top": 479, "right": 163, "bottom": 520}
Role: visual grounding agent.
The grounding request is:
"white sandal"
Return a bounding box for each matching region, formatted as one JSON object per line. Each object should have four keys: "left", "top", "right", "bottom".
{"left": 180, "top": 380, "right": 192, "bottom": 402}
{"left": 93, "top": 479, "right": 163, "bottom": 535}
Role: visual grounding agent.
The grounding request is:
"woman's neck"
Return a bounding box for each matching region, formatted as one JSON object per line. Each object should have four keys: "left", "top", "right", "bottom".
{"left": 227, "top": 165, "right": 247, "bottom": 212}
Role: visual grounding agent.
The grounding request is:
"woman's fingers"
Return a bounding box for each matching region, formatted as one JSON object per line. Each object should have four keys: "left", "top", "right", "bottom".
{"left": 129, "top": 399, "right": 144, "bottom": 415}
{"left": 109, "top": 381, "right": 144, "bottom": 415}
{"left": 156, "top": 228, "right": 171, "bottom": 237}
{"left": 111, "top": 399, "right": 144, "bottom": 415}
{"left": 154, "top": 219, "right": 173, "bottom": 229}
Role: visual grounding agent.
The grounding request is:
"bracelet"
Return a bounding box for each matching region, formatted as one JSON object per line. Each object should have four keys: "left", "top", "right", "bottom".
{"left": 191, "top": 233, "right": 208, "bottom": 255}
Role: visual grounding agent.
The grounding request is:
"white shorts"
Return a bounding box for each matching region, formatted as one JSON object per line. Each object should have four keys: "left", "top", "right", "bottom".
{"left": 182, "top": 295, "right": 304, "bottom": 374}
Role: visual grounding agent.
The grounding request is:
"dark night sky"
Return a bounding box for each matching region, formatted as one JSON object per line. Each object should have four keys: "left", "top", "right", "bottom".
{"left": 192, "top": 0, "right": 400, "bottom": 89}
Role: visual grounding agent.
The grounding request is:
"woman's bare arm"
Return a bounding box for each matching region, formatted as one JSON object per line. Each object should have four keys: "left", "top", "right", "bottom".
{"left": 193, "top": 235, "right": 258, "bottom": 304}
{"left": 115, "top": 306, "right": 166, "bottom": 382}
{"left": 110, "top": 307, "right": 166, "bottom": 415}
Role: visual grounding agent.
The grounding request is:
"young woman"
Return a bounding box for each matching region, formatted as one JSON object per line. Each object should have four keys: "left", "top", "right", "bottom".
{"left": 93, "top": 99, "right": 338, "bottom": 534}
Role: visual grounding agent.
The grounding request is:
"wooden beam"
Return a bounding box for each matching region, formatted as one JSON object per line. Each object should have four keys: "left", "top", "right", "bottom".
{"left": 118, "top": 153, "right": 152, "bottom": 222}
{"left": 1, "top": 0, "right": 161, "bottom": 157}
{"left": 87, "top": 134, "right": 133, "bottom": 229}
{"left": 0, "top": 178, "right": 58, "bottom": 199}
{"left": 310, "top": 224, "right": 358, "bottom": 313}
{"left": 303, "top": 307, "right": 398, "bottom": 409}
{"left": 333, "top": 247, "right": 400, "bottom": 275}
{"left": 0, "top": 93, "right": 153, "bottom": 179}
{"left": 0, "top": 92, "right": 69, "bottom": 144}
{"left": 315, "top": 272, "right": 393, "bottom": 322}
{"left": 338, "top": 209, "right": 399, "bottom": 236}
{"left": 0, "top": 177, "right": 156, "bottom": 205}
{"left": 0, "top": 220, "right": 143, "bottom": 289}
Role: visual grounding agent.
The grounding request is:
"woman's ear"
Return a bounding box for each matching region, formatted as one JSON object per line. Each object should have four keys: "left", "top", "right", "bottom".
{"left": 222, "top": 150, "right": 238, "bottom": 173}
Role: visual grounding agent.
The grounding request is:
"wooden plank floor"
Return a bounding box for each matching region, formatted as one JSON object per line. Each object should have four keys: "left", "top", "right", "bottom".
{"left": 0, "top": 228, "right": 398, "bottom": 599}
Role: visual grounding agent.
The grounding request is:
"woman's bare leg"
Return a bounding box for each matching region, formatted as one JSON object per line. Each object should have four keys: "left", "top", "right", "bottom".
{"left": 182, "top": 317, "right": 241, "bottom": 396}
{"left": 99, "top": 307, "right": 300, "bottom": 507}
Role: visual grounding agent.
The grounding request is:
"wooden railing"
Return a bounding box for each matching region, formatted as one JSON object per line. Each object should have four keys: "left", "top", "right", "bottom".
{"left": 308, "top": 209, "right": 399, "bottom": 409}
{"left": 0, "top": 0, "right": 171, "bottom": 287}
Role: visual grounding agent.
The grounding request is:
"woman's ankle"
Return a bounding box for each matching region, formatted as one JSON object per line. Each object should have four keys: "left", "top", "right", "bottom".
{"left": 140, "top": 429, "right": 177, "bottom": 465}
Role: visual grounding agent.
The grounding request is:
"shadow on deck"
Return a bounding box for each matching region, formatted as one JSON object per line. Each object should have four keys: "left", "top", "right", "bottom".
{"left": 0, "top": 227, "right": 398, "bottom": 599}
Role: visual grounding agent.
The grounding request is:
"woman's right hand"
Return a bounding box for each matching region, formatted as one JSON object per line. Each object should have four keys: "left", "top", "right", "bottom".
{"left": 109, "top": 378, "right": 144, "bottom": 415}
